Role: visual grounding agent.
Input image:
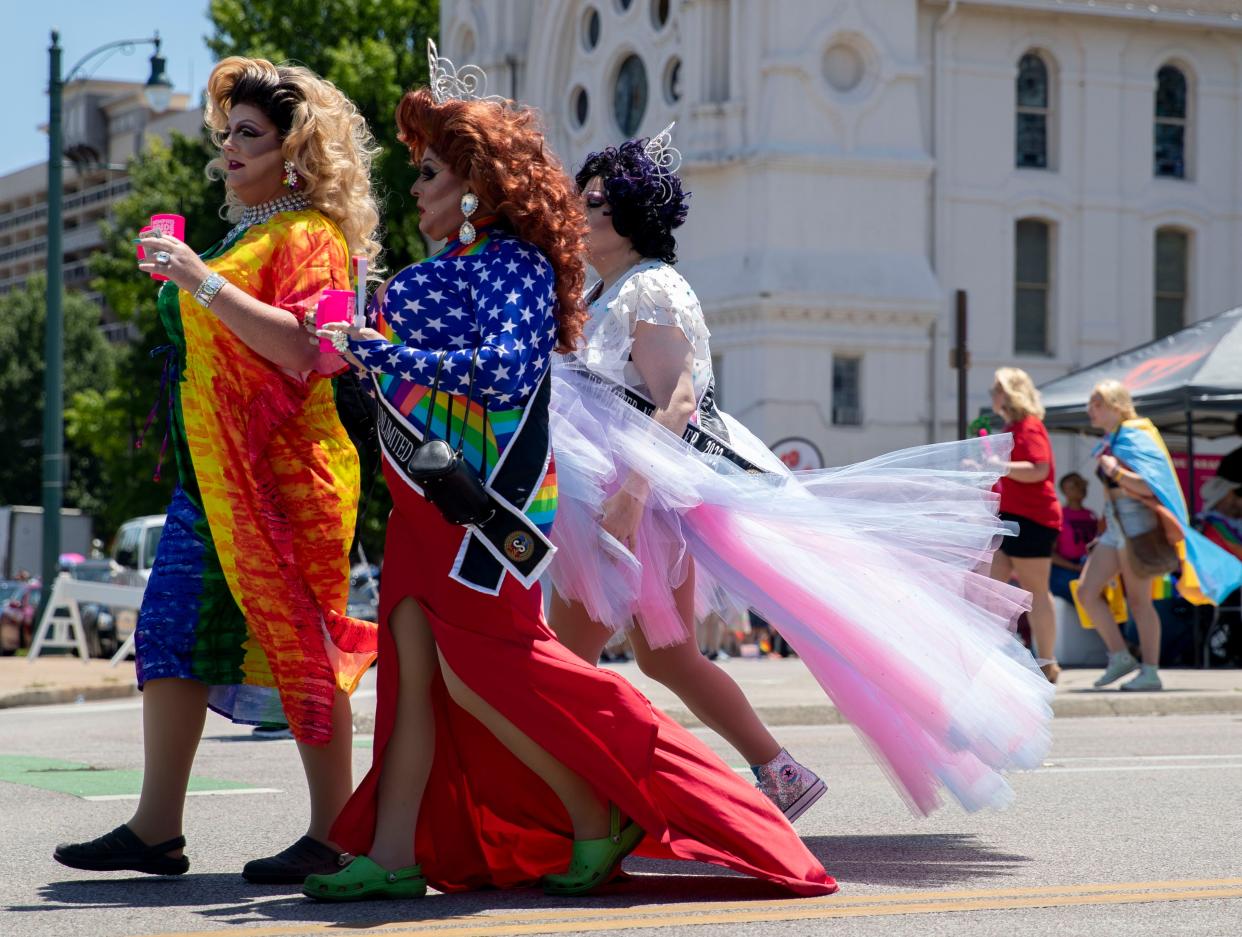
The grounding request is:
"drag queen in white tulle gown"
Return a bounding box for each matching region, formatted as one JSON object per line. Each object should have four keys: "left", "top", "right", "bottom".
{"left": 548, "top": 126, "right": 1054, "bottom": 818}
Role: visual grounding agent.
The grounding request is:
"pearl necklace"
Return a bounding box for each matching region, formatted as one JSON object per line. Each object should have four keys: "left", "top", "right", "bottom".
{"left": 226, "top": 192, "right": 312, "bottom": 243}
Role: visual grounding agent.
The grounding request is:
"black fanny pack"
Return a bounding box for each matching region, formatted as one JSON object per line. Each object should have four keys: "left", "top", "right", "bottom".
{"left": 409, "top": 350, "right": 494, "bottom": 527}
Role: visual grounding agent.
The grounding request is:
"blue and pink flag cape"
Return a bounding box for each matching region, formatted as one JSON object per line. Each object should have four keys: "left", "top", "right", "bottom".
{"left": 1108, "top": 418, "right": 1242, "bottom": 605}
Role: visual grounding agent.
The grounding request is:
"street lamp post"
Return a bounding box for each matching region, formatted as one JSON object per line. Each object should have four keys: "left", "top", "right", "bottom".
{"left": 40, "top": 30, "right": 172, "bottom": 594}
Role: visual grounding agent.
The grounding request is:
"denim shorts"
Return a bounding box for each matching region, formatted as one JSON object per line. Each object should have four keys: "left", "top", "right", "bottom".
{"left": 1098, "top": 495, "right": 1157, "bottom": 549}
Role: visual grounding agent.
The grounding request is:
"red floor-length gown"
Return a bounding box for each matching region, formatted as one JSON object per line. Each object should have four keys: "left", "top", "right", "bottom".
{"left": 331, "top": 467, "right": 837, "bottom": 897}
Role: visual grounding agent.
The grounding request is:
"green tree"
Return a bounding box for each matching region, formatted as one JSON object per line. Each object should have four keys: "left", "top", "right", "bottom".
{"left": 0, "top": 275, "right": 116, "bottom": 518}
{"left": 76, "top": 131, "right": 231, "bottom": 539}
{"left": 208, "top": 0, "right": 439, "bottom": 271}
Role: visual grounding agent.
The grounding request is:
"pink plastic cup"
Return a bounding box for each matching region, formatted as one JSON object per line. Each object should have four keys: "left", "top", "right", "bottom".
{"left": 146, "top": 213, "right": 185, "bottom": 282}
{"left": 316, "top": 289, "right": 356, "bottom": 354}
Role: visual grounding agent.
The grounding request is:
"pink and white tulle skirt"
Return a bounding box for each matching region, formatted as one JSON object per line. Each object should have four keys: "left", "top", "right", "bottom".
{"left": 547, "top": 366, "right": 1054, "bottom": 816}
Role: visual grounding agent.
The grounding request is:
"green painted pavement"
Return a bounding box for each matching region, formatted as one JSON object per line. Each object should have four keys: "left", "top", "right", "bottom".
{"left": 0, "top": 754, "right": 272, "bottom": 799}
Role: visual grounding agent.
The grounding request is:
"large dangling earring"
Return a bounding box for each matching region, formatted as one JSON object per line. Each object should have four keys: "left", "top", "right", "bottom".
{"left": 459, "top": 191, "right": 478, "bottom": 244}
{"left": 283, "top": 159, "right": 300, "bottom": 190}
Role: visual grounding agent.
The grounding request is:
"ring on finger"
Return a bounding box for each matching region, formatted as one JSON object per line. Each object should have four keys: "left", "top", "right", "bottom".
{"left": 153, "top": 250, "right": 172, "bottom": 265}
{"left": 330, "top": 330, "right": 350, "bottom": 353}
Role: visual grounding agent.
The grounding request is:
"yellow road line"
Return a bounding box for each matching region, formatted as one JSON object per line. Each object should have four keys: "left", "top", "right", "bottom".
{"left": 143, "top": 878, "right": 1242, "bottom": 937}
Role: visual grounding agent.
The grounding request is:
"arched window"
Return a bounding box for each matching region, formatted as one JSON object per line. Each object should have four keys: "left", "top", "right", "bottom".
{"left": 1154, "top": 65, "right": 1188, "bottom": 178}
{"left": 1015, "top": 52, "right": 1051, "bottom": 169}
{"left": 1154, "top": 227, "right": 1189, "bottom": 338}
{"left": 1014, "top": 218, "right": 1052, "bottom": 354}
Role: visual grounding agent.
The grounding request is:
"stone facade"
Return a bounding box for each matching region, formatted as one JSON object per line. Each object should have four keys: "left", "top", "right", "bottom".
{"left": 449, "top": 1, "right": 1242, "bottom": 468}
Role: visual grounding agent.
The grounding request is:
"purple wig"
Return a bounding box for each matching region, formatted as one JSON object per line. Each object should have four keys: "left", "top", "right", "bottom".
{"left": 576, "top": 136, "right": 690, "bottom": 264}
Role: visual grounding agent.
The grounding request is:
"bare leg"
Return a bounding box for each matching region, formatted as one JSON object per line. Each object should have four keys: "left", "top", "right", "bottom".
{"left": 1118, "top": 557, "right": 1161, "bottom": 666}
{"left": 296, "top": 689, "right": 354, "bottom": 846}
{"left": 989, "top": 549, "right": 1014, "bottom": 586}
{"left": 367, "top": 598, "right": 438, "bottom": 870}
{"left": 1009, "top": 556, "right": 1058, "bottom": 662}
{"left": 127, "top": 677, "right": 210, "bottom": 856}
{"left": 632, "top": 565, "right": 781, "bottom": 766}
{"left": 548, "top": 590, "right": 614, "bottom": 664}
{"left": 551, "top": 572, "right": 780, "bottom": 767}
{"left": 1077, "top": 546, "right": 1126, "bottom": 653}
{"left": 437, "top": 652, "right": 611, "bottom": 840}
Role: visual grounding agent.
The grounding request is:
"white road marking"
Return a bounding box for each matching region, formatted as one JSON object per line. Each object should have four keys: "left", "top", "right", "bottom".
{"left": 1036, "top": 763, "right": 1242, "bottom": 775}
{"left": 83, "top": 788, "right": 282, "bottom": 802}
{"left": 1047, "top": 753, "right": 1242, "bottom": 763}
{"left": 1, "top": 688, "right": 377, "bottom": 717}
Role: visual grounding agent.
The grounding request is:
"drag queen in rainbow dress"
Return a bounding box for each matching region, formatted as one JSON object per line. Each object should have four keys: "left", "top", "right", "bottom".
{"left": 55, "top": 57, "right": 379, "bottom": 884}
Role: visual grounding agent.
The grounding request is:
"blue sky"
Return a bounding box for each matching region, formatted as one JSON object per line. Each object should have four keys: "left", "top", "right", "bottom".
{"left": 3, "top": 2, "right": 216, "bottom": 175}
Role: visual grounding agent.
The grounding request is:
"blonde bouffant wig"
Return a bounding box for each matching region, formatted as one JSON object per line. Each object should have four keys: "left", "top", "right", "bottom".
{"left": 992, "top": 367, "right": 1046, "bottom": 421}
{"left": 204, "top": 57, "right": 382, "bottom": 269}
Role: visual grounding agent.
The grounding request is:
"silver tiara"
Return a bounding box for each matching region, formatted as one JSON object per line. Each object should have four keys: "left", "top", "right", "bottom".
{"left": 427, "top": 38, "right": 506, "bottom": 106}
{"left": 642, "top": 122, "right": 683, "bottom": 205}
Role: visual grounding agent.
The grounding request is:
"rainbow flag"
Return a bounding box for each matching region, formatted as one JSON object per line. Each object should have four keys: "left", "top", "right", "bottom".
{"left": 1202, "top": 515, "right": 1242, "bottom": 562}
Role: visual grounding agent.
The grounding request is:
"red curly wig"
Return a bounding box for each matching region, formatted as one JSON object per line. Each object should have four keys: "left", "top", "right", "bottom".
{"left": 396, "top": 88, "right": 588, "bottom": 353}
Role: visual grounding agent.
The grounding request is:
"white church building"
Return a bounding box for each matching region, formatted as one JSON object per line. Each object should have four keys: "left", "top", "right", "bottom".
{"left": 441, "top": 0, "right": 1242, "bottom": 473}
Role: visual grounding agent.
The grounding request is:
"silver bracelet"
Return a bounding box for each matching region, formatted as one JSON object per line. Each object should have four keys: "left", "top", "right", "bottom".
{"left": 193, "top": 272, "right": 228, "bottom": 308}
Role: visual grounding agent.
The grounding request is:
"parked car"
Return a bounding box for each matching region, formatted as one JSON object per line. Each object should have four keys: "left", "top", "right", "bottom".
{"left": 347, "top": 563, "right": 380, "bottom": 623}
{"left": 110, "top": 515, "right": 166, "bottom": 586}
{"left": 64, "top": 558, "right": 127, "bottom": 657}
{"left": 0, "top": 578, "right": 42, "bottom": 654}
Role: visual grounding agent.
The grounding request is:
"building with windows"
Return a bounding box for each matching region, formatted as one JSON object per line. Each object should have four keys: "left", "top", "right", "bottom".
{"left": 446, "top": 0, "right": 1242, "bottom": 467}
{"left": 0, "top": 79, "right": 197, "bottom": 339}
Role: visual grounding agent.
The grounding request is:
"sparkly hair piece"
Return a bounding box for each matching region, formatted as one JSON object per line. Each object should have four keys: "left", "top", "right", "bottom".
{"left": 642, "top": 122, "right": 683, "bottom": 205}
{"left": 426, "top": 38, "right": 506, "bottom": 106}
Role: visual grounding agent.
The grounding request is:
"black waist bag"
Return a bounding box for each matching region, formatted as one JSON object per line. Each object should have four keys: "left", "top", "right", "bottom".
{"left": 409, "top": 349, "right": 495, "bottom": 527}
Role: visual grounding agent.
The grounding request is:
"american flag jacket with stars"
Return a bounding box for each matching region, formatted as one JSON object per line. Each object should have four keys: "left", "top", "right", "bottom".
{"left": 347, "top": 221, "right": 559, "bottom": 594}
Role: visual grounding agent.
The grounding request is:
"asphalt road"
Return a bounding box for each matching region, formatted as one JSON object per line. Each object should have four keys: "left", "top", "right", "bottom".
{"left": 1, "top": 689, "right": 1240, "bottom": 937}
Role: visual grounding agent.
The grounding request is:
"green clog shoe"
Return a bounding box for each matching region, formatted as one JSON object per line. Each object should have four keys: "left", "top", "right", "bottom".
{"left": 542, "top": 804, "right": 644, "bottom": 896}
{"left": 303, "top": 855, "right": 426, "bottom": 902}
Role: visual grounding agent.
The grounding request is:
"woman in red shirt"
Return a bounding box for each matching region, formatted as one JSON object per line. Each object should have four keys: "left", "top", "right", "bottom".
{"left": 989, "top": 368, "right": 1063, "bottom": 683}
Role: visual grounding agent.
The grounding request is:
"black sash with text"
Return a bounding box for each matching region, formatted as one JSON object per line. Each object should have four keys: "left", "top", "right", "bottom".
{"left": 569, "top": 369, "right": 773, "bottom": 476}
{"left": 373, "top": 373, "right": 556, "bottom": 594}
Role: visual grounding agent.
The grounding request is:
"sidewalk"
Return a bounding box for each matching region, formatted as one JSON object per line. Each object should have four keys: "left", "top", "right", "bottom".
{"left": 4, "top": 654, "right": 1240, "bottom": 725}
{"left": 0, "top": 656, "right": 138, "bottom": 708}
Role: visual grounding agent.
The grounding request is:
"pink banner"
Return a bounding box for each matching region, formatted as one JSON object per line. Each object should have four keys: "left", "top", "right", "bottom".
{"left": 1170, "top": 452, "right": 1222, "bottom": 514}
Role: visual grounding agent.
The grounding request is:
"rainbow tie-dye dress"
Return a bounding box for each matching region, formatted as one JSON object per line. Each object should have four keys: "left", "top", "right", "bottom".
{"left": 135, "top": 210, "right": 377, "bottom": 745}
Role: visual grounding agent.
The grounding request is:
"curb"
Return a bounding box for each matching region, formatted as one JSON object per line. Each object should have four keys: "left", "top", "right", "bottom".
{"left": 3, "top": 684, "right": 1238, "bottom": 723}
{"left": 349, "top": 692, "right": 1242, "bottom": 735}
{"left": 0, "top": 683, "right": 138, "bottom": 710}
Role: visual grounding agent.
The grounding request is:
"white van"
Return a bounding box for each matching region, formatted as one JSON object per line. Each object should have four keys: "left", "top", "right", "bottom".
{"left": 110, "top": 515, "right": 166, "bottom": 586}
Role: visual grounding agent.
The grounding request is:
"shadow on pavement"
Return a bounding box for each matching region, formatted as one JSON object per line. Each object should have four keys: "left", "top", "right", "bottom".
{"left": 17, "top": 834, "right": 1027, "bottom": 927}
{"left": 18, "top": 872, "right": 801, "bottom": 928}
{"left": 622, "top": 833, "right": 1028, "bottom": 888}
{"left": 25, "top": 873, "right": 292, "bottom": 908}
{"left": 806, "top": 833, "right": 1031, "bottom": 886}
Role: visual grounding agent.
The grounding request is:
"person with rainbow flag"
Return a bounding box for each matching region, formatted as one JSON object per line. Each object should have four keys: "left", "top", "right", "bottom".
{"left": 1077, "top": 380, "right": 1242, "bottom": 690}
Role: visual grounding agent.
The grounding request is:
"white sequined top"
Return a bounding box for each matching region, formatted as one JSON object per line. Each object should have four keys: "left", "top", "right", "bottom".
{"left": 572, "top": 259, "right": 712, "bottom": 403}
